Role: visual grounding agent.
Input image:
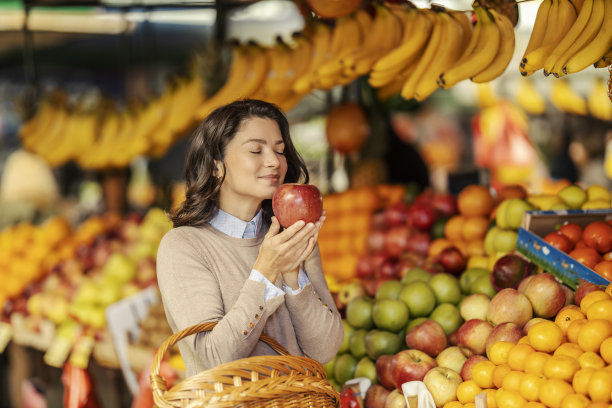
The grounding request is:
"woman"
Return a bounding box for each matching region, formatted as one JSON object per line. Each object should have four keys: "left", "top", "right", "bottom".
{"left": 156, "top": 99, "right": 344, "bottom": 377}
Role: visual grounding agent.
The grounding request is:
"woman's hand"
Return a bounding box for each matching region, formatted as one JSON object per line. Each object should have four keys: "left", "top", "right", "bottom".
{"left": 253, "top": 212, "right": 326, "bottom": 283}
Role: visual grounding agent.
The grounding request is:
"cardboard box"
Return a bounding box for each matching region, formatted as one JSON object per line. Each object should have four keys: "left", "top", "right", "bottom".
{"left": 516, "top": 209, "right": 612, "bottom": 290}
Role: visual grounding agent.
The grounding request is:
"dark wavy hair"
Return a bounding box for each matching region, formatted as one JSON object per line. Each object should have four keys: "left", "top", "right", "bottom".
{"left": 171, "top": 99, "right": 309, "bottom": 228}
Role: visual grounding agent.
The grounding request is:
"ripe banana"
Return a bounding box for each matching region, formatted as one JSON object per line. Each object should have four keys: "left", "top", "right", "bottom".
{"left": 594, "top": 47, "right": 612, "bottom": 68}
{"left": 564, "top": 0, "right": 612, "bottom": 75}
{"left": 438, "top": 6, "right": 500, "bottom": 90}
{"left": 522, "top": 0, "right": 553, "bottom": 60}
{"left": 516, "top": 79, "right": 547, "bottom": 115}
{"left": 543, "top": 0, "right": 594, "bottom": 75}
{"left": 471, "top": 10, "right": 515, "bottom": 83}
{"left": 550, "top": 79, "right": 587, "bottom": 115}
{"left": 587, "top": 77, "right": 612, "bottom": 120}
{"left": 522, "top": 0, "right": 577, "bottom": 75}
{"left": 415, "top": 12, "right": 463, "bottom": 101}
{"left": 449, "top": 10, "right": 473, "bottom": 57}
{"left": 369, "top": 9, "right": 432, "bottom": 87}
{"left": 293, "top": 22, "right": 333, "bottom": 94}
{"left": 401, "top": 11, "right": 444, "bottom": 100}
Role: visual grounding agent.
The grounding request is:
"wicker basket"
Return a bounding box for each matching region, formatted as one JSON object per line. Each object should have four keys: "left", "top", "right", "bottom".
{"left": 150, "top": 322, "right": 340, "bottom": 408}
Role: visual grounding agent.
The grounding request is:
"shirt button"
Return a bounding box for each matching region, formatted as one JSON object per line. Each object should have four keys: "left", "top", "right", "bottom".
{"left": 255, "top": 314, "right": 259, "bottom": 319}
{"left": 259, "top": 306, "right": 264, "bottom": 311}
{"left": 323, "top": 304, "right": 328, "bottom": 307}
{"left": 243, "top": 330, "right": 248, "bottom": 335}
{"left": 249, "top": 323, "right": 254, "bottom": 328}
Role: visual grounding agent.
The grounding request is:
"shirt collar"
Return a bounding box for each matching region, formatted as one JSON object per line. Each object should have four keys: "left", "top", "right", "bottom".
{"left": 209, "top": 208, "right": 264, "bottom": 239}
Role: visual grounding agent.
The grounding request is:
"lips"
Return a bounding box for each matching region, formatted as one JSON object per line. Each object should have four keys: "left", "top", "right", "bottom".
{"left": 260, "top": 174, "right": 280, "bottom": 183}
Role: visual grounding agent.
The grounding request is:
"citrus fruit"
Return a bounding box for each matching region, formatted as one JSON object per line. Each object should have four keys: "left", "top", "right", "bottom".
{"left": 524, "top": 351, "right": 551, "bottom": 375}
{"left": 519, "top": 373, "right": 546, "bottom": 402}
{"left": 578, "top": 319, "right": 612, "bottom": 353}
{"left": 496, "top": 388, "right": 527, "bottom": 408}
{"left": 443, "top": 401, "right": 464, "bottom": 408}
{"left": 587, "top": 369, "right": 612, "bottom": 403}
{"left": 488, "top": 341, "right": 516, "bottom": 365}
{"left": 458, "top": 185, "right": 495, "bottom": 217}
{"left": 555, "top": 306, "right": 587, "bottom": 335}
{"left": 528, "top": 321, "right": 565, "bottom": 353}
{"left": 445, "top": 215, "right": 466, "bottom": 242}
{"left": 580, "top": 291, "right": 611, "bottom": 314}
{"left": 543, "top": 355, "right": 581, "bottom": 381}
{"left": 524, "top": 403, "right": 546, "bottom": 408}
{"left": 484, "top": 388, "right": 497, "bottom": 408}
{"left": 457, "top": 380, "right": 482, "bottom": 404}
{"left": 539, "top": 378, "right": 574, "bottom": 408}
{"left": 502, "top": 370, "right": 525, "bottom": 392}
{"left": 573, "top": 367, "right": 596, "bottom": 395}
{"left": 508, "top": 343, "right": 536, "bottom": 371}
{"left": 586, "top": 299, "right": 612, "bottom": 323}
{"left": 561, "top": 393, "right": 591, "bottom": 408}
{"left": 472, "top": 360, "right": 496, "bottom": 389}
{"left": 462, "top": 216, "right": 490, "bottom": 241}
{"left": 493, "top": 364, "right": 512, "bottom": 388}
{"left": 600, "top": 337, "right": 612, "bottom": 364}
{"left": 568, "top": 319, "right": 589, "bottom": 344}
{"left": 578, "top": 351, "right": 606, "bottom": 370}
{"left": 554, "top": 342, "right": 586, "bottom": 359}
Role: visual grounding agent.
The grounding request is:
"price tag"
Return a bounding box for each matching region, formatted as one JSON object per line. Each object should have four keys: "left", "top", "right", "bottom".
{"left": 44, "top": 336, "right": 74, "bottom": 368}
{"left": 69, "top": 335, "right": 95, "bottom": 369}
{"left": 0, "top": 322, "right": 13, "bottom": 353}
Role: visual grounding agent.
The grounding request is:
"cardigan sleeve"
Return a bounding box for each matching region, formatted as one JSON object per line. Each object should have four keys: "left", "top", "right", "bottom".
{"left": 156, "top": 228, "right": 284, "bottom": 368}
{"left": 282, "top": 244, "right": 344, "bottom": 364}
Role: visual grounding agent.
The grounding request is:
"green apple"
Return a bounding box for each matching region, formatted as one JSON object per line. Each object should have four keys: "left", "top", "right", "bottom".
{"left": 346, "top": 297, "right": 374, "bottom": 330}
{"left": 401, "top": 267, "right": 432, "bottom": 284}
{"left": 406, "top": 317, "right": 428, "bottom": 332}
{"left": 493, "top": 228, "right": 518, "bottom": 253}
{"left": 470, "top": 274, "right": 497, "bottom": 298}
{"left": 334, "top": 353, "right": 357, "bottom": 385}
{"left": 495, "top": 199, "right": 511, "bottom": 229}
{"left": 364, "top": 330, "right": 402, "bottom": 360}
{"left": 428, "top": 273, "right": 462, "bottom": 305}
{"left": 429, "top": 303, "right": 464, "bottom": 335}
{"left": 399, "top": 281, "right": 436, "bottom": 317}
{"left": 459, "top": 268, "right": 489, "bottom": 294}
{"left": 484, "top": 226, "right": 500, "bottom": 256}
{"left": 375, "top": 280, "right": 404, "bottom": 301}
{"left": 349, "top": 329, "right": 368, "bottom": 359}
{"left": 354, "top": 356, "right": 378, "bottom": 384}
{"left": 504, "top": 198, "right": 535, "bottom": 229}
{"left": 323, "top": 355, "right": 337, "bottom": 380}
{"left": 338, "top": 320, "right": 354, "bottom": 353}
{"left": 558, "top": 184, "right": 587, "bottom": 209}
{"left": 372, "top": 299, "right": 410, "bottom": 332}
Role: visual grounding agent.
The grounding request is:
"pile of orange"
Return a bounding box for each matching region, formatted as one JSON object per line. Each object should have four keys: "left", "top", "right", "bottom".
{"left": 319, "top": 185, "right": 404, "bottom": 283}
{"left": 444, "top": 283, "right": 612, "bottom": 408}
{"left": 429, "top": 184, "right": 494, "bottom": 269}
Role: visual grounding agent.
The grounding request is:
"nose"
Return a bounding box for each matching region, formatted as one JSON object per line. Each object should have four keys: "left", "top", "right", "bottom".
{"left": 264, "top": 149, "right": 280, "bottom": 168}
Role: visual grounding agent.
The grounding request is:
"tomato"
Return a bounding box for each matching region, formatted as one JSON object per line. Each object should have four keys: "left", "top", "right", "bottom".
{"left": 582, "top": 221, "right": 612, "bottom": 254}
{"left": 568, "top": 247, "right": 603, "bottom": 270}
{"left": 543, "top": 231, "right": 574, "bottom": 253}
{"left": 558, "top": 223, "right": 583, "bottom": 245}
{"left": 593, "top": 260, "right": 612, "bottom": 281}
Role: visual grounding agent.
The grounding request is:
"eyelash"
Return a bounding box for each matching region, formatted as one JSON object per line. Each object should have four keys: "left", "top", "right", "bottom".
{"left": 250, "top": 151, "right": 285, "bottom": 155}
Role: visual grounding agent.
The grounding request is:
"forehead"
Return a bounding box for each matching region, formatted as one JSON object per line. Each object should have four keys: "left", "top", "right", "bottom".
{"left": 234, "top": 117, "right": 283, "bottom": 142}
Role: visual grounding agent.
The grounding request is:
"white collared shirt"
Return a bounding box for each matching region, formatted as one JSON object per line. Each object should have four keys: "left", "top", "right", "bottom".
{"left": 209, "top": 208, "right": 310, "bottom": 298}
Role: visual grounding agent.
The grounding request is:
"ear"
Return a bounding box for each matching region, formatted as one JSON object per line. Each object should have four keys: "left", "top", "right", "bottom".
{"left": 214, "top": 160, "right": 224, "bottom": 179}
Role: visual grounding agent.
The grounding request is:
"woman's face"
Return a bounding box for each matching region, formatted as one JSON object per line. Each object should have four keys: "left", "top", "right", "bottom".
{"left": 217, "top": 117, "right": 288, "bottom": 209}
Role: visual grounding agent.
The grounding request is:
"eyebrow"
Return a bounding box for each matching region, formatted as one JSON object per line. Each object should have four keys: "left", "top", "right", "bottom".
{"left": 242, "top": 138, "right": 284, "bottom": 145}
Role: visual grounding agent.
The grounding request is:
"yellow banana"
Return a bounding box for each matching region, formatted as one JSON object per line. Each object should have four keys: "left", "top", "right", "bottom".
{"left": 516, "top": 79, "right": 547, "bottom": 115}
{"left": 449, "top": 10, "right": 473, "bottom": 57}
{"left": 550, "top": 79, "right": 587, "bottom": 115}
{"left": 370, "top": 9, "right": 432, "bottom": 85}
{"left": 564, "top": 0, "right": 612, "bottom": 74}
{"left": 587, "top": 77, "right": 612, "bottom": 120}
{"left": 594, "top": 47, "right": 612, "bottom": 67}
{"left": 415, "top": 12, "right": 463, "bottom": 101}
{"left": 544, "top": 0, "right": 594, "bottom": 75}
{"left": 438, "top": 6, "right": 500, "bottom": 90}
{"left": 522, "top": 0, "right": 553, "bottom": 60}
{"left": 401, "top": 11, "right": 444, "bottom": 100}
{"left": 293, "top": 22, "right": 332, "bottom": 94}
{"left": 471, "top": 10, "right": 515, "bottom": 83}
{"left": 522, "top": 0, "right": 577, "bottom": 74}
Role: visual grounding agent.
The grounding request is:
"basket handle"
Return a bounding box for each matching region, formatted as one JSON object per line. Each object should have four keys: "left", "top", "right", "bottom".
{"left": 151, "top": 321, "right": 291, "bottom": 391}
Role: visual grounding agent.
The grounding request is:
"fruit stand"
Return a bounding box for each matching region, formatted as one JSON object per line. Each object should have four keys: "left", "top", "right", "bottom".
{"left": 0, "top": 0, "right": 611, "bottom": 407}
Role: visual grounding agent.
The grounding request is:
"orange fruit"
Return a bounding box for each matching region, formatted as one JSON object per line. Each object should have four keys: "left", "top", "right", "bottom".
{"left": 539, "top": 378, "right": 575, "bottom": 408}
{"left": 528, "top": 321, "right": 565, "bottom": 353}
{"left": 472, "top": 361, "right": 496, "bottom": 389}
{"left": 484, "top": 388, "right": 497, "bottom": 408}
{"left": 585, "top": 403, "right": 609, "bottom": 408}
{"left": 555, "top": 342, "right": 586, "bottom": 359}
{"left": 493, "top": 364, "right": 513, "bottom": 388}
{"left": 600, "top": 337, "right": 612, "bottom": 364}
{"left": 466, "top": 239, "right": 486, "bottom": 256}
{"left": 508, "top": 344, "right": 536, "bottom": 371}
{"left": 556, "top": 306, "right": 587, "bottom": 335}
{"left": 430, "top": 238, "right": 453, "bottom": 258}
{"left": 445, "top": 215, "right": 466, "bottom": 242}
{"left": 496, "top": 388, "right": 527, "bottom": 408}
{"left": 489, "top": 341, "right": 516, "bottom": 365}
{"left": 443, "top": 401, "right": 464, "bottom": 408}
{"left": 524, "top": 402, "right": 547, "bottom": 408}
{"left": 605, "top": 283, "right": 612, "bottom": 298}
{"left": 587, "top": 369, "right": 612, "bottom": 403}
{"left": 457, "top": 380, "right": 483, "bottom": 404}
{"left": 568, "top": 319, "right": 589, "bottom": 344}
{"left": 503, "top": 370, "right": 526, "bottom": 392}
{"left": 578, "top": 319, "right": 612, "bottom": 353}
{"left": 458, "top": 185, "right": 495, "bottom": 217}
{"left": 586, "top": 299, "right": 612, "bottom": 323}
{"left": 464, "top": 403, "right": 476, "bottom": 408}
{"left": 518, "top": 336, "right": 531, "bottom": 345}
{"left": 519, "top": 373, "right": 546, "bottom": 402}
{"left": 578, "top": 351, "right": 606, "bottom": 370}
{"left": 561, "top": 393, "right": 592, "bottom": 408}
{"left": 543, "top": 355, "right": 581, "bottom": 382}
{"left": 462, "top": 216, "right": 490, "bottom": 241}
{"left": 524, "top": 352, "right": 552, "bottom": 375}
{"left": 580, "top": 291, "right": 610, "bottom": 314}
{"left": 573, "top": 367, "right": 597, "bottom": 395}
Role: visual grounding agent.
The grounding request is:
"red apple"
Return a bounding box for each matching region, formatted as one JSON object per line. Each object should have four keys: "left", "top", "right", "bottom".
{"left": 521, "top": 272, "right": 566, "bottom": 318}
{"left": 376, "top": 354, "right": 397, "bottom": 390}
{"left": 407, "top": 203, "right": 438, "bottom": 231}
{"left": 487, "top": 288, "right": 533, "bottom": 327}
{"left": 391, "top": 349, "right": 437, "bottom": 389}
{"left": 491, "top": 254, "right": 531, "bottom": 291}
{"left": 484, "top": 322, "right": 522, "bottom": 355}
{"left": 456, "top": 319, "right": 494, "bottom": 355}
{"left": 365, "top": 384, "right": 391, "bottom": 408}
{"left": 385, "top": 202, "right": 408, "bottom": 228}
{"left": 432, "top": 192, "right": 457, "bottom": 217}
{"left": 435, "top": 346, "right": 471, "bottom": 374}
{"left": 376, "top": 259, "right": 399, "bottom": 280}
{"left": 448, "top": 329, "right": 459, "bottom": 346}
{"left": 423, "top": 366, "right": 463, "bottom": 408}
{"left": 368, "top": 229, "right": 387, "bottom": 253}
{"left": 356, "top": 255, "right": 376, "bottom": 279}
{"left": 405, "top": 232, "right": 431, "bottom": 256}
{"left": 405, "top": 319, "right": 448, "bottom": 357}
{"left": 574, "top": 280, "right": 604, "bottom": 306}
{"left": 371, "top": 211, "right": 387, "bottom": 230}
{"left": 385, "top": 227, "right": 411, "bottom": 258}
{"left": 517, "top": 275, "right": 534, "bottom": 294}
{"left": 561, "top": 284, "right": 574, "bottom": 306}
{"left": 385, "top": 389, "right": 408, "bottom": 408}
{"left": 272, "top": 183, "right": 323, "bottom": 228}
{"left": 522, "top": 317, "right": 550, "bottom": 335}
{"left": 437, "top": 247, "right": 467, "bottom": 276}
{"left": 460, "top": 355, "right": 488, "bottom": 381}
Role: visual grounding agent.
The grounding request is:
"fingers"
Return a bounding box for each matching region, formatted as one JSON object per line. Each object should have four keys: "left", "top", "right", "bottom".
{"left": 266, "top": 216, "right": 281, "bottom": 238}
